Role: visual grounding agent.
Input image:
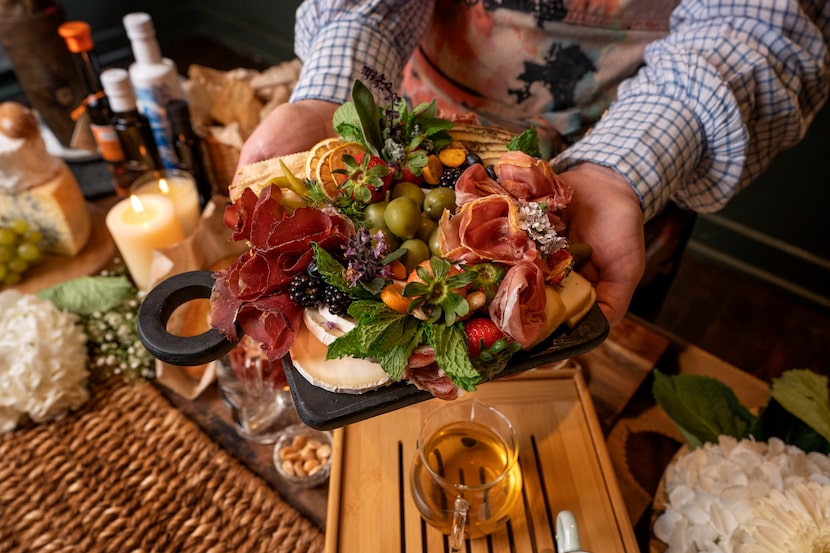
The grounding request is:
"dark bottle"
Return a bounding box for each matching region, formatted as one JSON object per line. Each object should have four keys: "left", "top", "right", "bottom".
{"left": 100, "top": 68, "right": 162, "bottom": 180}
{"left": 166, "top": 99, "right": 213, "bottom": 208}
{"left": 57, "top": 20, "right": 131, "bottom": 195}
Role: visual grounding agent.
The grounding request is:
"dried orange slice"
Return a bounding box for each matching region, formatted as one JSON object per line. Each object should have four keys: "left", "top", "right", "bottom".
{"left": 316, "top": 142, "right": 366, "bottom": 199}
{"left": 305, "top": 137, "right": 342, "bottom": 181}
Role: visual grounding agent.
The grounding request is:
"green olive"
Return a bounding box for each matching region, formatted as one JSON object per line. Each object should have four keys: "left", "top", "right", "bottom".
{"left": 390, "top": 181, "right": 425, "bottom": 206}
{"left": 384, "top": 196, "right": 421, "bottom": 239}
{"left": 398, "top": 239, "right": 430, "bottom": 273}
{"left": 370, "top": 226, "right": 400, "bottom": 251}
{"left": 423, "top": 187, "right": 457, "bottom": 220}
{"left": 416, "top": 214, "right": 438, "bottom": 242}
{"left": 363, "top": 201, "right": 388, "bottom": 230}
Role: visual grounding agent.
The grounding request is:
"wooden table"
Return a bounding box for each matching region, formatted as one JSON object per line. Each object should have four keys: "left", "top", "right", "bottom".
{"left": 165, "top": 314, "right": 769, "bottom": 549}
{"left": 57, "top": 188, "right": 769, "bottom": 547}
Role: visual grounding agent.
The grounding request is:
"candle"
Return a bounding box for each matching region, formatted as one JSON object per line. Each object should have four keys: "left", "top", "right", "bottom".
{"left": 106, "top": 193, "right": 185, "bottom": 290}
{"left": 131, "top": 169, "right": 201, "bottom": 235}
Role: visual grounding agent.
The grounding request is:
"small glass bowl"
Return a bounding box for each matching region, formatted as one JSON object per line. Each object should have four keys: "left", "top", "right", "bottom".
{"left": 273, "top": 424, "right": 333, "bottom": 488}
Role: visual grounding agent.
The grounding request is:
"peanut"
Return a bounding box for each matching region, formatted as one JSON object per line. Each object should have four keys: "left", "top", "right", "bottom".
{"left": 277, "top": 429, "right": 333, "bottom": 481}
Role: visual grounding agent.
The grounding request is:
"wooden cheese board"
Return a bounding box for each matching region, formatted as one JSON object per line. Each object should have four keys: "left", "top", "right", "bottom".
{"left": 325, "top": 365, "right": 638, "bottom": 553}
{"left": 5, "top": 203, "right": 116, "bottom": 294}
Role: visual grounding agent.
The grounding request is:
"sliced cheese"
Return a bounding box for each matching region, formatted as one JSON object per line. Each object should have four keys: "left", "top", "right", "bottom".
{"left": 0, "top": 162, "right": 90, "bottom": 256}
{"left": 555, "top": 271, "right": 596, "bottom": 328}
{"left": 290, "top": 314, "right": 390, "bottom": 394}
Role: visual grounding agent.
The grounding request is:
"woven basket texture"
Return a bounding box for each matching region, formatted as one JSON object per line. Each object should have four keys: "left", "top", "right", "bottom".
{"left": 0, "top": 379, "right": 324, "bottom": 553}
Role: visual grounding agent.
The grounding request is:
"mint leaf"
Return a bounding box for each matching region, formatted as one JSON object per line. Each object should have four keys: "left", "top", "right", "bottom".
{"left": 37, "top": 275, "right": 136, "bottom": 316}
{"left": 507, "top": 127, "right": 541, "bottom": 158}
{"left": 327, "top": 300, "right": 422, "bottom": 381}
{"left": 426, "top": 324, "right": 481, "bottom": 392}
{"left": 652, "top": 370, "right": 756, "bottom": 448}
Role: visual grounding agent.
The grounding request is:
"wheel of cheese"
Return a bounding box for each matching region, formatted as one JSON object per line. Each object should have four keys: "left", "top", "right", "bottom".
{"left": 289, "top": 309, "right": 391, "bottom": 394}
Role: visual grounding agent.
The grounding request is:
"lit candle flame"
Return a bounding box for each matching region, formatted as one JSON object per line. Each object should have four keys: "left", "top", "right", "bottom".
{"left": 129, "top": 194, "right": 146, "bottom": 213}
{"left": 158, "top": 178, "right": 170, "bottom": 194}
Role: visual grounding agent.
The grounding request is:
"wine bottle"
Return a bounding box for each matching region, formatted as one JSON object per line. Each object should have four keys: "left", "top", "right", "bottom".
{"left": 122, "top": 12, "right": 185, "bottom": 170}
{"left": 57, "top": 20, "right": 131, "bottom": 194}
{"left": 166, "top": 99, "right": 212, "bottom": 208}
{"left": 100, "top": 68, "right": 163, "bottom": 181}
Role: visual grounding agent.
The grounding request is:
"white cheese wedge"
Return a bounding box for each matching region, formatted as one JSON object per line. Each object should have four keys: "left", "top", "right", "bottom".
{"left": 0, "top": 162, "right": 90, "bottom": 256}
{"left": 291, "top": 308, "right": 391, "bottom": 393}
{"left": 555, "top": 271, "right": 597, "bottom": 328}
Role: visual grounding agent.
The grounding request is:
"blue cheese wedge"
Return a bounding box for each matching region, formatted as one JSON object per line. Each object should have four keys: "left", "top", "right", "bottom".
{"left": 0, "top": 163, "right": 91, "bottom": 256}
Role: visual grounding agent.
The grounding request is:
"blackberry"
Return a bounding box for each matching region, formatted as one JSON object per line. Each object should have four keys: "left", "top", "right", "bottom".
{"left": 439, "top": 166, "right": 464, "bottom": 189}
{"left": 288, "top": 273, "right": 324, "bottom": 307}
{"left": 324, "top": 284, "right": 352, "bottom": 316}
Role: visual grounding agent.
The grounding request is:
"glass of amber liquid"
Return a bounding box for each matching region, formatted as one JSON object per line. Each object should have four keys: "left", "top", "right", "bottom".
{"left": 410, "top": 399, "right": 522, "bottom": 550}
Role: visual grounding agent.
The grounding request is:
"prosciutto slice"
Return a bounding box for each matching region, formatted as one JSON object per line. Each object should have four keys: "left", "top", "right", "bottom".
{"left": 488, "top": 260, "right": 549, "bottom": 349}
{"left": 406, "top": 363, "right": 459, "bottom": 400}
{"left": 495, "top": 151, "right": 573, "bottom": 209}
{"left": 439, "top": 195, "right": 538, "bottom": 266}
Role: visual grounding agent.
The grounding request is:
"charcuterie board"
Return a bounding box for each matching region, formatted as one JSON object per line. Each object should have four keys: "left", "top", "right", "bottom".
{"left": 283, "top": 304, "right": 608, "bottom": 430}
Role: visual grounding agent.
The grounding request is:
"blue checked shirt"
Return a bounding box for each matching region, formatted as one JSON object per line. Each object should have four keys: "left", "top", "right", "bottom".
{"left": 292, "top": 0, "right": 829, "bottom": 220}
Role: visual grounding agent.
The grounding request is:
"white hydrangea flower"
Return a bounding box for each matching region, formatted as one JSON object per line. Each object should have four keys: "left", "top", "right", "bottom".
{"left": 654, "top": 436, "right": 830, "bottom": 552}
{"left": 0, "top": 290, "right": 89, "bottom": 432}
{"left": 735, "top": 481, "right": 830, "bottom": 552}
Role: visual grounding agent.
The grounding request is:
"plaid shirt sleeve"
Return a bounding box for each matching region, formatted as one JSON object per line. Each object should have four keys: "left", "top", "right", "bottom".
{"left": 554, "top": 0, "right": 830, "bottom": 220}
{"left": 291, "top": 0, "right": 434, "bottom": 104}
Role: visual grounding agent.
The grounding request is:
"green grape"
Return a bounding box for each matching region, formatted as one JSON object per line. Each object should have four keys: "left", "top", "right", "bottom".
{"left": 9, "top": 219, "right": 29, "bottom": 235}
{"left": 0, "top": 245, "right": 11, "bottom": 264}
{"left": 0, "top": 228, "right": 14, "bottom": 246}
{"left": 3, "top": 271, "right": 21, "bottom": 286}
{"left": 7, "top": 258, "right": 28, "bottom": 274}
{"left": 17, "top": 242, "right": 42, "bottom": 263}
{"left": 23, "top": 229, "right": 43, "bottom": 245}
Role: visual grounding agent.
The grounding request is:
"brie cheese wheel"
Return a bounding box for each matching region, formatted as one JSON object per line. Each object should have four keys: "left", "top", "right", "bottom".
{"left": 302, "top": 304, "right": 356, "bottom": 346}
{"left": 290, "top": 308, "right": 391, "bottom": 394}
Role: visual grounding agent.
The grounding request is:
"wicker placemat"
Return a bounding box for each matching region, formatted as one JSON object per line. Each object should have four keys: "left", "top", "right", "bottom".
{"left": 0, "top": 379, "right": 324, "bottom": 553}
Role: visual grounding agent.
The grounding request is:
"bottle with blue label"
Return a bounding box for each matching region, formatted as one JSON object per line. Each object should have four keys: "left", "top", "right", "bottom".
{"left": 123, "top": 12, "right": 185, "bottom": 170}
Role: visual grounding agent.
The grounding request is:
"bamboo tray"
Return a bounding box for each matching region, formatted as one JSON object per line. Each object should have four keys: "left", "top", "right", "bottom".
{"left": 324, "top": 365, "right": 638, "bottom": 553}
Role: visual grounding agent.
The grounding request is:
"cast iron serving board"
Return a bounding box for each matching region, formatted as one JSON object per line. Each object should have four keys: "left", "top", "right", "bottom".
{"left": 138, "top": 270, "right": 609, "bottom": 431}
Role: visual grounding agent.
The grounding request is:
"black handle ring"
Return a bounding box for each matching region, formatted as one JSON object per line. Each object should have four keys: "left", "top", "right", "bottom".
{"left": 137, "top": 270, "right": 238, "bottom": 366}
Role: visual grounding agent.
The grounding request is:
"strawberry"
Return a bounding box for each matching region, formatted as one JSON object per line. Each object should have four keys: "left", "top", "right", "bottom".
{"left": 463, "top": 317, "right": 506, "bottom": 358}
{"left": 463, "top": 317, "right": 522, "bottom": 380}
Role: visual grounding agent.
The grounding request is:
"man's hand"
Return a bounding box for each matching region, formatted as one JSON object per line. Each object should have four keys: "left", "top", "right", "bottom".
{"left": 559, "top": 163, "right": 645, "bottom": 326}
{"left": 237, "top": 99, "right": 339, "bottom": 168}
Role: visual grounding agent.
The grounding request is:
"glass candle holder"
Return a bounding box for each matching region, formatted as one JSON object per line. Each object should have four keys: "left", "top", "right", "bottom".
{"left": 130, "top": 168, "right": 200, "bottom": 235}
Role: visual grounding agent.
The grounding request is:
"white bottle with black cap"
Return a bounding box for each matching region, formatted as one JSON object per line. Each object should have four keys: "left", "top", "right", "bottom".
{"left": 123, "top": 11, "right": 185, "bottom": 169}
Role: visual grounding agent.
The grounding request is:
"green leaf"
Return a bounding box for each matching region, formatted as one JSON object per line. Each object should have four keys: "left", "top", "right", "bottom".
{"left": 652, "top": 369, "right": 757, "bottom": 447}
{"left": 507, "top": 127, "right": 541, "bottom": 158}
{"left": 752, "top": 399, "right": 830, "bottom": 454}
{"left": 37, "top": 275, "right": 136, "bottom": 316}
{"left": 351, "top": 80, "right": 383, "bottom": 156}
{"left": 426, "top": 323, "right": 481, "bottom": 391}
{"left": 332, "top": 103, "right": 366, "bottom": 147}
{"left": 765, "top": 369, "right": 830, "bottom": 446}
{"left": 326, "top": 300, "right": 422, "bottom": 381}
